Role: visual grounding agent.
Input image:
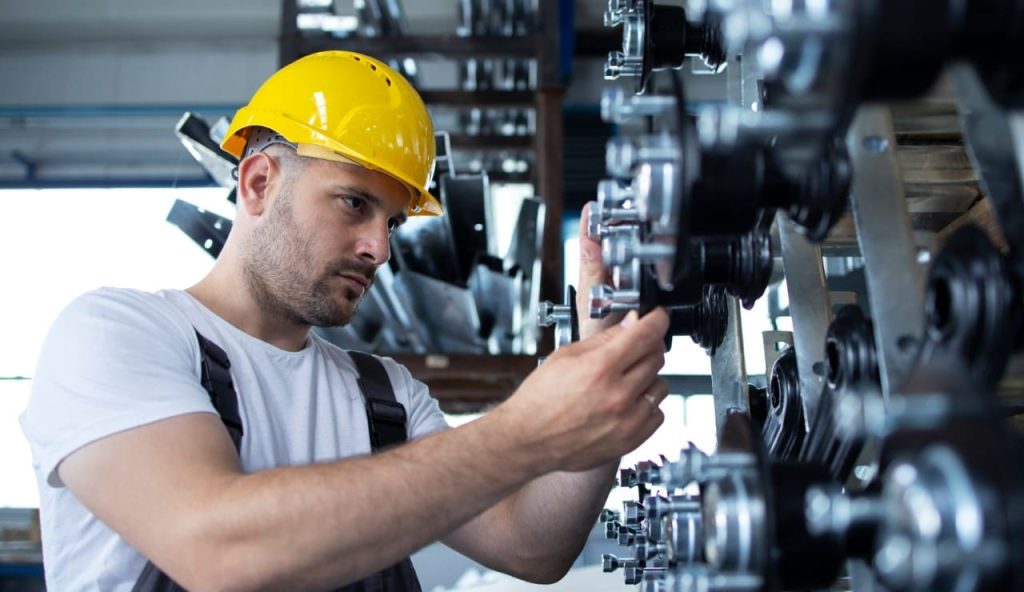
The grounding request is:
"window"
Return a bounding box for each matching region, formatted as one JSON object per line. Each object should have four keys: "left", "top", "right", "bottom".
{"left": 0, "top": 187, "right": 228, "bottom": 508}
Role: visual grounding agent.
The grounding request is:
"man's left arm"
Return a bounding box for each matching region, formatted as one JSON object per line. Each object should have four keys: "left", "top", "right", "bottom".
{"left": 443, "top": 462, "right": 620, "bottom": 581}
{"left": 444, "top": 203, "right": 652, "bottom": 581}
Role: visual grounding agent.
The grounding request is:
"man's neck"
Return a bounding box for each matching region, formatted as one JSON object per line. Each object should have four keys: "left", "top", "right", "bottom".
{"left": 187, "top": 265, "right": 311, "bottom": 352}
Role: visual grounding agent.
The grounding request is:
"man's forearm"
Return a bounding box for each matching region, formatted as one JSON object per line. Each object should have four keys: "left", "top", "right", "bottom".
{"left": 503, "top": 460, "right": 619, "bottom": 572}
{"left": 193, "top": 410, "right": 543, "bottom": 591}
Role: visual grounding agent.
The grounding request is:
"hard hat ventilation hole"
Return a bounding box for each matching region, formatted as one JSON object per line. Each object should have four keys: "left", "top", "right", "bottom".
{"left": 353, "top": 56, "right": 361, "bottom": 61}
{"left": 370, "top": 63, "right": 377, "bottom": 71}
{"left": 386, "top": 78, "right": 392, "bottom": 86}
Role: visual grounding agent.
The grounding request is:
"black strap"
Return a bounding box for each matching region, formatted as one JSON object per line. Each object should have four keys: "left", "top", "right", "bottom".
{"left": 348, "top": 351, "right": 409, "bottom": 452}
{"left": 133, "top": 335, "right": 417, "bottom": 592}
{"left": 195, "top": 330, "right": 243, "bottom": 451}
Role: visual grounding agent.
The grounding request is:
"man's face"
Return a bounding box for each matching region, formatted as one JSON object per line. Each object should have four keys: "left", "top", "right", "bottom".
{"left": 243, "top": 155, "right": 410, "bottom": 327}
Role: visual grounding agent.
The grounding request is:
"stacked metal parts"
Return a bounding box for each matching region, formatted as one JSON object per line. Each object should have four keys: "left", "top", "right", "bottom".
{"left": 294, "top": 0, "right": 420, "bottom": 80}
{"left": 169, "top": 122, "right": 546, "bottom": 355}
{"left": 456, "top": 0, "right": 538, "bottom": 178}
{"left": 542, "top": 0, "right": 1024, "bottom": 590}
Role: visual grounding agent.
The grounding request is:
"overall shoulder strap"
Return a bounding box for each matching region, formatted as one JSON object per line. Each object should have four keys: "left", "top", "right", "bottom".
{"left": 348, "top": 351, "right": 408, "bottom": 453}
{"left": 195, "top": 330, "right": 243, "bottom": 451}
{"left": 132, "top": 330, "right": 243, "bottom": 592}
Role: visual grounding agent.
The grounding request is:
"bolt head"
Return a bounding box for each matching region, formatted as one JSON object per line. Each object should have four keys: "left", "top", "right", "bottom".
{"left": 606, "top": 137, "right": 636, "bottom": 178}
{"left": 590, "top": 284, "right": 615, "bottom": 319}
{"left": 602, "top": 553, "right": 618, "bottom": 572}
{"left": 586, "top": 202, "right": 605, "bottom": 238}
{"left": 623, "top": 500, "right": 643, "bottom": 525}
{"left": 537, "top": 301, "right": 555, "bottom": 326}
{"left": 601, "top": 87, "right": 627, "bottom": 123}
{"left": 624, "top": 565, "right": 643, "bottom": 585}
{"left": 636, "top": 460, "right": 661, "bottom": 485}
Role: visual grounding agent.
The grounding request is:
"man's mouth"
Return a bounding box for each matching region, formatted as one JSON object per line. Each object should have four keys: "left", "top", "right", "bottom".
{"left": 337, "top": 272, "right": 371, "bottom": 291}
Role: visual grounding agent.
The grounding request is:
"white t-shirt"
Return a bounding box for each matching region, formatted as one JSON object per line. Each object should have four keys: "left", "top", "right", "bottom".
{"left": 19, "top": 287, "right": 449, "bottom": 591}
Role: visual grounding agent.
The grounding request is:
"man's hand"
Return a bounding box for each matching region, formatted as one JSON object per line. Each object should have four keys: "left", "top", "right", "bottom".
{"left": 577, "top": 202, "right": 624, "bottom": 340}
{"left": 495, "top": 308, "right": 670, "bottom": 473}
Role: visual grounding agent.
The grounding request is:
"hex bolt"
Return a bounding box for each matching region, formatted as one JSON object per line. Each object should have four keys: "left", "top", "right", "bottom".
{"left": 603, "top": 236, "right": 676, "bottom": 266}
{"left": 635, "top": 535, "right": 668, "bottom": 561}
{"left": 645, "top": 494, "right": 701, "bottom": 521}
{"left": 595, "top": 181, "right": 640, "bottom": 226}
{"left": 623, "top": 500, "right": 645, "bottom": 526}
{"left": 605, "top": 521, "right": 621, "bottom": 540}
{"left": 663, "top": 446, "right": 756, "bottom": 488}
{"left": 635, "top": 460, "right": 663, "bottom": 486}
{"left": 537, "top": 301, "right": 571, "bottom": 327}
{"left": 587, "top": 202, "right": 607, "bottom": 238}
{"left": 597, "top": 178, "right": 634, "bottom": 209}
{"left": 590, "top": 284, "right": 640, "bottom": 318}
{"left": 625, "top": 564, "right": 654, "bottom": 585}
{"left": 603, "top": 554, "right": 638, "bottom": 573}
{"left": 606, "top": 136, "right": 638, "bottom": 177}
{"left": 804, "top": 484, "right": 885, "bottom": 539}
{"left": 618, "top": 527, "right": 637, "bottom": 546}
{"left": 602, "top": 87, "right": 678, "bottom": 124}
{"left": 605, "top": 51, "right": 643, "bottom": 80}
{"left": 600, "top": 508, "right": 622, "bottom": 524}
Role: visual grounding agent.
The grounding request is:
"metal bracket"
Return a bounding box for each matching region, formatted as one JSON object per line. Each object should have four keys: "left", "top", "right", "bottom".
{"left": 710, "top": 296, "right": 749, "bottom": 440}
{"left": 761, "top": 330, "right": 794, "bottom": 374}
{"left": 166, "top": 199, "right": 232, "bottom": 259}
{"left": 776, "top": 213, "right": 831, "bottom": 428}
{"left": 846, "top": 106, "right": 926, "bottom": 399}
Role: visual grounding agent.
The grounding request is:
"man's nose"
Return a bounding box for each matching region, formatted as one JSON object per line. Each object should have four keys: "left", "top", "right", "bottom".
{"left": 356, "top": 220, "right": 391, "bottom": 266}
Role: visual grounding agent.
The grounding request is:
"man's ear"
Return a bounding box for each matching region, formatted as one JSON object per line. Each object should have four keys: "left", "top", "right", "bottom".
{"left": 236, "top": 153, "right": 276, "bottom": 218}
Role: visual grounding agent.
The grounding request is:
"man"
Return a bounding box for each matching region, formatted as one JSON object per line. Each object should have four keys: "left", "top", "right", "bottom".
{"left": 21, "top": 51, "right": 669, "bottom": 591}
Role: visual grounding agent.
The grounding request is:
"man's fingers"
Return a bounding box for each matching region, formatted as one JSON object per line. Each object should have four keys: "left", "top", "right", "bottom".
{"left": 619, "top": 353, "right": 667, "bottom": 395}
{"left": 600, "top": 308, "right": 670, "bottom": 370}
{"left": 640, "top": 377, "right": 670, "bottom": 408}
{"left": 617, "top": 395, "right": 666, "bottom": 451}
{"left": 578, "top": 202, "right": 606, "bottom": 283}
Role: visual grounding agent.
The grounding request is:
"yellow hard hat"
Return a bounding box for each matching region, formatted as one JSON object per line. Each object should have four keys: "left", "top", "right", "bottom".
{"left": 221, "top": 51, "right": 442, "bottom": 216}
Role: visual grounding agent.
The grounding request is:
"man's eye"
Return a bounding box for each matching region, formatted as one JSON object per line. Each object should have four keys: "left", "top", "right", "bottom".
{"left": 388, "top": 219, "right": 400, "bottom": 234}
{"left": 343, "top": 196, "right": 366, "bottom": 211}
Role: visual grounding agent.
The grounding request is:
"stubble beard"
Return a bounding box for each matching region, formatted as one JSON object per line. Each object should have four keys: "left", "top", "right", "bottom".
{"left": 242, "top": 188, "right": 369, "bottom": 328}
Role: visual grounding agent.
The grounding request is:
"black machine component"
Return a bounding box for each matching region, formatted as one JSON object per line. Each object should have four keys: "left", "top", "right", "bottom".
{"left": 800, "top": 305, "right": 880, "bottom": 481}
{"left": 664, "top": 285, "right": 727, "bottom": 354}
{"left": 923, "top": 225, "right": 1024, "bottom": 389}
{"left": 604, "top": 0, "right": 725, "bottom": 94}
{"left": 688, "top": 232, "right": 773, "bottom": 310}
{"left": 688, "top": 134, "right": 853, "bottom": 243}
{"left": 847, "top": 0, "right": 1024, "bottom": 111}
{"left": 762, "top": 347, "right": 804, "bottom": 461}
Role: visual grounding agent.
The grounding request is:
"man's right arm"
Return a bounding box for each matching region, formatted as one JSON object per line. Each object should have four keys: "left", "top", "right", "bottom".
{"left": 59, "top": 308, "right": 670, "bottom": 591}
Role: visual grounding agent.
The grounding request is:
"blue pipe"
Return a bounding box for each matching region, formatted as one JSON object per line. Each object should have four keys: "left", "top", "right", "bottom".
{"left": 0, "top": 178, "right": 217, "bottom": 190}
{"left": 0, "top": 104, "right": 241, "bottom": 118}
